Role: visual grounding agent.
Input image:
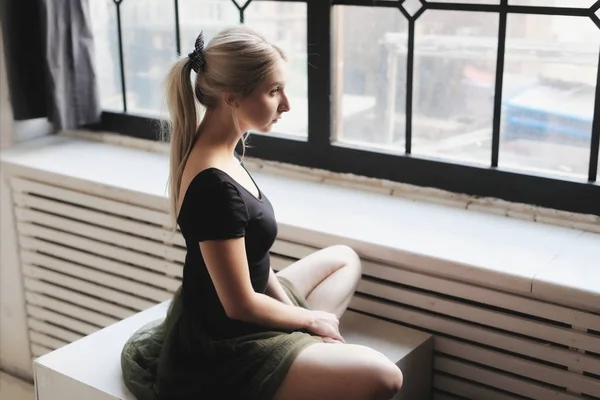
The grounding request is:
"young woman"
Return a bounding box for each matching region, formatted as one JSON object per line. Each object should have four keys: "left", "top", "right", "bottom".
{"left": 121, "top": 27, "right": 403, "bottom": 400}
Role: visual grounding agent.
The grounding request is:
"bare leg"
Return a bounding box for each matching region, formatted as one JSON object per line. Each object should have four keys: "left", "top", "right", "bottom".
{"left": 273, "top": 343, "right": 403, "bottom": 400}
{"left": 274, "top": 246, "right": 403, "bottom": 400}
{"left": 276, "top": 245, "right": 362, "bottom": 318}
{"left": 275, "top": 247, "right": 403, "bottom": 399}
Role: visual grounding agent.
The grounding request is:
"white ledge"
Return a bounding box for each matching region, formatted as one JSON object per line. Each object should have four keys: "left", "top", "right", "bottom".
{"left": 1, "top": 134, "right": 598, "bottom": 313}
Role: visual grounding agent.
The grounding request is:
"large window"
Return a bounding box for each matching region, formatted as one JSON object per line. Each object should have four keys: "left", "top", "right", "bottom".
{"left": 89, "top": 0, "right": 600, "bottom": 216}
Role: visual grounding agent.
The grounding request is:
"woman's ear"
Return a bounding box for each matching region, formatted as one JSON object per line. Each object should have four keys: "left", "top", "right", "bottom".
{"left": 224, "top": 93, "right": 239, "bottom": 109}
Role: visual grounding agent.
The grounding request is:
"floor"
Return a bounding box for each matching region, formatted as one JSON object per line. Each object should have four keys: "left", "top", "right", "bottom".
{"left": 0, "top": 372, "right": 34, "bottom": 400}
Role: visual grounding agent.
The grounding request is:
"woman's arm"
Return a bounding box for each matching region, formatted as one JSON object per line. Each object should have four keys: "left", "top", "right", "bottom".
{"left": 265, "top": 267, "right": 295, "bottom": 306}
{"left": 199, "top": 237, "right": 343, "bottom": 341}
{"left": 200, "top": 237, "right": 312, "bottom": 329}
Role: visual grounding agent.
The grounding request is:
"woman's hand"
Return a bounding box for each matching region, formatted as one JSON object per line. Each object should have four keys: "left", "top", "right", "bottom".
{"left": 307, "top": 310, "right": 345, "bottom": 343}
{"left": 321, "top": 337, "right": 345, "bottom": 344}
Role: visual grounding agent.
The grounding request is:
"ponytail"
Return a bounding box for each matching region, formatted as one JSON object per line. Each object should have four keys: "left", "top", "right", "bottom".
{"left": 162, "top": 57, "right": 200, "bottom": 228}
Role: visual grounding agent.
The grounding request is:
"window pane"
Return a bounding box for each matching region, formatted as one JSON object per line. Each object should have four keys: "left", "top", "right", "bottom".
{"left": 90, "top": 0, "right": 124, "bottom": 112}
{"left": 412, "top": 10, "right": 499, "bottom": 165}
{"left": 179, "top": 0, "right": 238, "bottom": 46}
{"left": 245, "top": 2, "right": 308, "bottom": 138}
{"left": 431, "top": 0, "right": 500, "bottom": 4}
{"left": 402, "top": 0, "right": 425, "bottom": 17}
{"left": 120, "top": 0, "right": 177, "bottom": 117}
{"left": 332, "top": 6, "right": 409, "bottom": 151}
{"left": 509, "top": 0, "right": 594, "bottom": 7}
{"left": 500, "top": 15, "right": 599, "bottom": 178}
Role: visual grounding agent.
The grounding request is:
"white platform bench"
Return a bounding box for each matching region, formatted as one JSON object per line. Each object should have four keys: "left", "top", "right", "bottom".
{"left": 33, "top": 301, "right": 433, "bottom": 400}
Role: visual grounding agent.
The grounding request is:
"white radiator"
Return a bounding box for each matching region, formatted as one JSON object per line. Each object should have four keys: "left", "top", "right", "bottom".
{"left": 11, "top": 176, "right": 600, "bottom": 400}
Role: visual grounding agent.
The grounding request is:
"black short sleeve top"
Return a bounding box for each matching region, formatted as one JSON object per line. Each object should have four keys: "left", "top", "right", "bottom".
{"left": 176, "top": 166, "right": 278, "bottom": 338}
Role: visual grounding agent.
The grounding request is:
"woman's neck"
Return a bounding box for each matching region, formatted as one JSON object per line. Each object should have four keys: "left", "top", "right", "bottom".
{"left": 196, "top": 106, "right": 244, "bottom": 155}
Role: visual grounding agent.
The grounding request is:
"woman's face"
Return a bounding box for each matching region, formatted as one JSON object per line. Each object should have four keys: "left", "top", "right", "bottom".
{"left": 235, "top": 58, "right": 291, "bottom": 133}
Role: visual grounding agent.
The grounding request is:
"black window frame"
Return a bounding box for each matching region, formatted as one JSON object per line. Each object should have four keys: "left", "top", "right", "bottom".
{"left": 89, "top": 0, "right": 600, "bottom": 216}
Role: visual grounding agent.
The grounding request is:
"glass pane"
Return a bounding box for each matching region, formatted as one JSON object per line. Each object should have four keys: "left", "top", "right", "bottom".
{"left": 431, "top": 0, "right": 500, "bottom": 4}
{"left": 332, "top": 6, "right": 408, "bottom": 150}
{"left": 121, "top": 0, "right": 177, "bottom": 117}
{"left": 500, "top": 15, "right": 600, "bottom": 178}
{"left": 179, "top": 0, "right": 238, "bottom": 47}
{"left": 90, "top": 0, "right": 124, "bottom": 112}
{"left": 509, "top": 0, "right": 593, "bottom": 7}
{"left": 402, "top": 0, "right": 425, "bottom": 17}
{"left": 412, "top": 10, "right": 499, "bottom": 164}
{"left": 245, "top": 2, "right": 308, "bottom": 138}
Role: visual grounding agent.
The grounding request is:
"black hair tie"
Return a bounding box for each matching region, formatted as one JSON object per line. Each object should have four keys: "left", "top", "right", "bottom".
{"left": 188, "top": 32, "right": 205, "bottom": 73}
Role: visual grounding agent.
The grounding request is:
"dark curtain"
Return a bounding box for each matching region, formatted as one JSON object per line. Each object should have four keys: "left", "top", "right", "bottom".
{"left": 1, "top": 0, "right": 101, "bottom": 130}
{"left": 0, "top": 0, "right": 48, "bottom": 121}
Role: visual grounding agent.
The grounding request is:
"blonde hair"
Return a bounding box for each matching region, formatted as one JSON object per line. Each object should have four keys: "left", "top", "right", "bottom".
{"left": 161, "top": 26, "right": 286, "bottom": 226}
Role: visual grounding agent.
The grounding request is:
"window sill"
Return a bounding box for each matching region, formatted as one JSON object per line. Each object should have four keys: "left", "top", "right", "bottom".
{"left": 1, "top": 133, "right": 598, "bottom": 313}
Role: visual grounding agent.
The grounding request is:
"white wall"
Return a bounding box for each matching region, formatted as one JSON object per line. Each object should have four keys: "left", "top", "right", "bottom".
{"left": 0, "top": 23, "right": 35, "bottom": 381}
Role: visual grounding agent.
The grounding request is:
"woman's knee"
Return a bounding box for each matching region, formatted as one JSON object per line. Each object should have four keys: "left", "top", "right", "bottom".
{"left": 344, "top": 355, "right": 403, "bottom": 400}
{"left": 340, "top": 245, "right": 362, "bottom": 289}
{"left": 331, "top": 245, "right": 362, "bottom": 272}
{"left": 275, "top": 343, "right": 403, "bottom": 400}
{"left": 371, "top": 362, "right": 403, "bottom": 400}
{"left": 343, "top": 345, "right": 403, "bottom": 399}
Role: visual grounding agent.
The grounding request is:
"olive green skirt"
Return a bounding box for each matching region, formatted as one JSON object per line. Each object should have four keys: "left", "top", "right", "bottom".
{"left": 120, "top": 277, "right": 323, "bottom": 400}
